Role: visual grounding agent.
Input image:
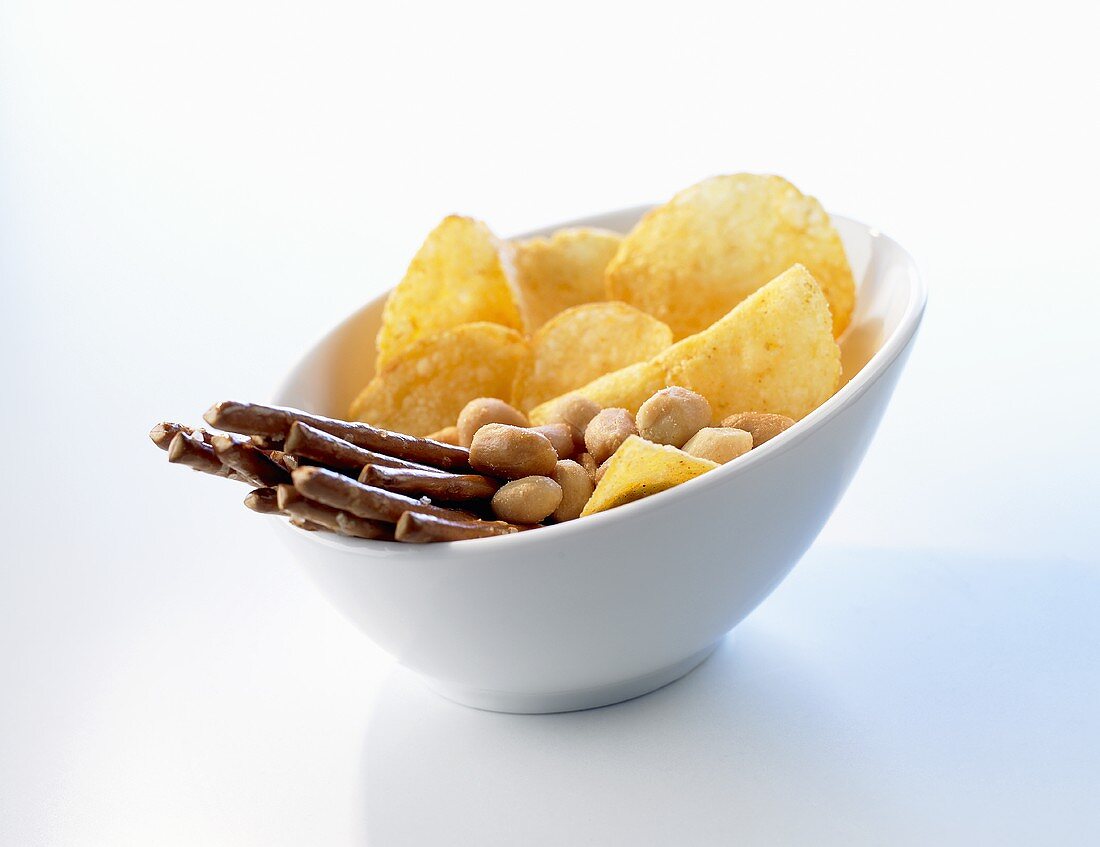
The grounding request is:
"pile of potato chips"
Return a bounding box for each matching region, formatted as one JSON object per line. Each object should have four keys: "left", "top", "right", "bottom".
{"left": 350, "top": 173, "right": 854, "bottom": 445}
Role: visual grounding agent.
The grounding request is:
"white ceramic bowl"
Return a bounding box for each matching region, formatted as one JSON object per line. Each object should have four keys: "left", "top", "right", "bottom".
{"left": 272, "top": 207, "right": 925, "bottom": 713}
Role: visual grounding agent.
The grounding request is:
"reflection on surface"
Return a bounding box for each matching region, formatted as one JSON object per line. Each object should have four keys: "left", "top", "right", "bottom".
{"left": 362, "top": 626, "right": 893, "bottom": 845}
{"left": 360, "top": 549, "right": 1100, "bottom": 846}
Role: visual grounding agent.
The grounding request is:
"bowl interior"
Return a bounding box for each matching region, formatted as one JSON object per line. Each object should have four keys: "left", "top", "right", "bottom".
{"left": 274, "top": 209, "right": 912, "bottom": 430}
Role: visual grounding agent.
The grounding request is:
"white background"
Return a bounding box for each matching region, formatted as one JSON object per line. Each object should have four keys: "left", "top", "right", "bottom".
{"left": 2, "top": 1, "right": 1098, "bottom": 844}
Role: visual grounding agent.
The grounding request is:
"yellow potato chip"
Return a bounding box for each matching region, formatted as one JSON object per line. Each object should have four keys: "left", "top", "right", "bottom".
{"left": 512, "top": 301, "right": 673, "bottom": 412}
{"left": 581, "top": 435, "right": 718, "bottom": 516}
{"left": 376, "top": 216, "right": 523, "bottom": 369}
{"left": 531, "top": 264, "right": 841, "bottom": 424}
{"left": 606, "top": 174, "right": 855, "bottom": 339}
{"left": 512, "top": 228, "right": 622, "bottom": 330}
{"left": 350, "top": 323, "right": 529, "bottom": 436}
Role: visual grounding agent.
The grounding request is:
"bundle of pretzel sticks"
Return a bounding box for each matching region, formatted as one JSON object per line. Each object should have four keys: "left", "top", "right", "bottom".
{"left": 149, "top": 401, "right": 522, "bottom": 543}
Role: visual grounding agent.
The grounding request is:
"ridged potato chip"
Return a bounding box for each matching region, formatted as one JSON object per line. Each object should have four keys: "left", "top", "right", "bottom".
{"left": 581, "top": 435, "right": 718, "bottom": 516}
{"left": 376, "top": 216, "right": 523, "bottom": 369}
{"left": 606, "top": 174, "right": 855, "bottom": 339}
{"left": 351, "top": 323, "right": 529, "bottom": 436}
{"left": 512, "top": 301, "right": 673, "bottom": 412}
{"left": 531, "top": 264, "right": 841, "bottom": 424}
{"left": 513, "top": 228, "right": 622, "bottom": 330}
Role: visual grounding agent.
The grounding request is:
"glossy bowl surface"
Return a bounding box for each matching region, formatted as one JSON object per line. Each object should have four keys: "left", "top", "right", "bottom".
{"left": 272, "top": 208, "right": 926, "bottom": 712}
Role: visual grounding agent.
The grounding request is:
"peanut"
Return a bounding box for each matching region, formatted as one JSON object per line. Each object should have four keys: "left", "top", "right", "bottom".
{"left": 636, "top": 386, "right": 711, "bottom": 448}
{"left": 682, "top": 427, "right": 753, "bottom": 464}
{"left": 551, "top": 460, "right": 595, "bottom": 522}
{"left": 529, "top": 423, "right": 577, "bottom": 459}
{"left": 457, "top": 398, "right": 528, "bottom": 447}
{"left": 491, "top": 476, "right": 563, "bottom": 524}
{"left": 545, "top": 395, "right": 602, "bottom": 448}
{"left": 427, "top": 425, "right": 461, "bottom": 446}
{"left": 719, "top": 412, "right": 795, "bottom": 447}
{"left": 468, "top": 423, "right": 558, "bottom": 479}
{"left": 584, "top": 408, "right": 636, "bottom": 464}
{"left": 577, "top": 452, "right": 599, "bottom": 481}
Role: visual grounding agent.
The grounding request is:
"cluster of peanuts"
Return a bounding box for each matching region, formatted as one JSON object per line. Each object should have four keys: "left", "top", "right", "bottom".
{"left": 431, "top": 390, "right": 795, "bottom": 525}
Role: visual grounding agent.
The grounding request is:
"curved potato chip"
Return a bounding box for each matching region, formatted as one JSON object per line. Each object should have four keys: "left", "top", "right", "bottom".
{"left": 351, "top": 323, "right": 529, "bottom": 436}
{"left": 377, "top": 216, "right": 523, "bottom": 369}
{"left": 581, "top": 435, "right": 718, "bottom": 517}
{"left": 512, "top": 301, "right": 673, "bottom": 412}
{"left": 512, "top": 228, "right": 622, "bottom": 330}
{"left": 531, "top": 264, "right": 841, "bottom": 424}
{"left": 606, "top": 174, "right": 855, "bottom": 339}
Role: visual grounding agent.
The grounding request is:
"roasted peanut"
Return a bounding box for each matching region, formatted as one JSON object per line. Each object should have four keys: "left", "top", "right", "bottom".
{"left": 584, "top": 408, "right": 636, "bottom": 464}
{"left": 551, "top": 459, "right": 595, "bottom": 522}
{"left": 545, "top": 394, "right": 602, "bottom": 448}
{"left": 529, "top": 423, "right": 577, "bottom": 459}
{"left": 577, "top": 452, "right": 599, "bottom": 481}
{"left": 719, "top": 411, "right": 795, "bottom": 447}
{"left": 636, "top": 386, "right": 712, "bottom": 447}
{"left": 491, "top": 476, "right": 563, "bottom": 524}
{"left": 427, "top": 425, "right": 462, "bottom": 446}
{"left": 468, "top": 423, "right": 558, "bottom": 479}
{"left": 457, "top": 398, "right": 528, "bottom": 447}
{"left": 682, "top": 427, "right": 753, "bottom": 464}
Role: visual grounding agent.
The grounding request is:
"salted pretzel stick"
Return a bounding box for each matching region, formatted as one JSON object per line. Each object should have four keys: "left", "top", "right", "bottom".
{"left": 243, "top": 486, "right": 326, "bottom": 531}
{"left": 166, "top": 432, "right": 244, "bottom": 481}
{"left": 150, "top": 422, "right": 213, "bottom": 451}
{"left": 358, "top": 463, "right": 500, "bottom": 501}
{"left": 204, "top": 401, "right": 470, "bottom": 470}
{"left": 276, "top": 485, "right": 393, "bottom": 540}
{"left": 395, "top": 511, "right": 519, "bottom": 543}
{"left": 284, "top": 422, "right": 435, "bottom": 474}
{"left": 267, "top": 451, "right": 301, "bottom": 472}
{"left": 243, "top": 486, "right": 282, "bottom": 514}
{"left": 291, "top": 466, "right": 476, "bottom": 523}
{"left": 211, "top": 434, "right": 292, "bottom": 487}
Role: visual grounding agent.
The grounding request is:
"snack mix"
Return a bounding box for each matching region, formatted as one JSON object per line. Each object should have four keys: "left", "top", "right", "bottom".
{"left": 152, "top": 173, "right": 850, "bottom": 543}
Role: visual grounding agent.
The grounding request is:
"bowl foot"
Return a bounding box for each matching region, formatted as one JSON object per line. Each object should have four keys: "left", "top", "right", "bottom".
{"left": 421, "top": 641, "right": 721, "bottom": 714}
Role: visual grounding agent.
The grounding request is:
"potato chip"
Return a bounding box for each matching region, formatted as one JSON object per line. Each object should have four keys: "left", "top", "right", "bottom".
{"left": 512, "top": 301, "right": 673, "bottom": 412}
{"left": 580, "top": 435, "right": 718, "bottom": 516}
{"left": 606, "top": 174, "right": 855, "bottom": 339}
{"left": 376, "top": 216, "right": 523, "bottom": 369}
{"left": 656, "top": 264, "right": 841, "bottom": 420}
{"left": 531, "top": 264, "right": 841, "bottom": 424}
{"left": 350, "top": 323, "right": 529, "bottom": 436}
{"left": 512, "top": 228, "right": 622, "bottom": 330}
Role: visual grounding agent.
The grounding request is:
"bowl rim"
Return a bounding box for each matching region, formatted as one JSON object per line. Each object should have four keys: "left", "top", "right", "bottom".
{"left": 272, "top": 209, "right": 926, "bottom": 556}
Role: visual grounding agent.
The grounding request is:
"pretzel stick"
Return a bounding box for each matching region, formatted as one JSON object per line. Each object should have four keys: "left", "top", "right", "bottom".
{"left": 291, "top": 466, "right": 476, "bottom": 523}
{"left": 151, "top": 422, "right": 193, "bottom": 450}
{"left": 152, "top": 421, "right": 281, "bottom": 456}
{"left": 244, "top": 486, "right": 326, "bottom": 531}
{"left": 243, "top": 487, "right": 282, "bottom": 514}
{"left": 267, "top": 451, "right": 301, "bottom": 472}
{"left": 276, "top": 485, "right": 393, "bottom": 540}
{"left": 395, "top": 512, "right": 519, "bottom": 543}
{"left": 211, "top": 434, "right": 292, "bottom": 487}
{"left": 204, "top": 401, "right": 470, "bottom": 470}
{"left": 167, "top": 432, "right": 244, "bottom": 481}
{"left": 358, "top": 463, "right": 500, "bottom": 501}
{"left": 284, "top": 422, "right": 435, "bottom": 474}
